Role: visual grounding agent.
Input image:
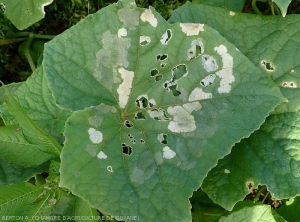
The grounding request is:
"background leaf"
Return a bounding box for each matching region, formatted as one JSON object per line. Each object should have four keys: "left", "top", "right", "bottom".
{"left": 277, "top": 196, "right": 300, "bottom": 221}
{"left": 0, "top": 125, "right": 53, "bottom": 166}
{"left": 170, "top": 2, "right": 300, "bottom": 210}
{"left": 0, "top": 159, "right": 49, "bottom": 186}
{"left": 192, "top": 0, "right": 245, "bottom": 12}
{"left": 0, "top": 182, "right": 49, "bottom": 221}
{"left": 0, "top": 0, "right": 53, "bottom": 30}
{"left": 44, "top": 2, "right": 285, "bottom": 221}
{"left": 219, "top": 204, "right": 285, "bottom": 222}
{"left": 0, "top": 66, "right": 72, "bottom": 143}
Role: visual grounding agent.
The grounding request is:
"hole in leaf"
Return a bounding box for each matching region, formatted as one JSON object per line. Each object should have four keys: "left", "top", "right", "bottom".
{"left": 160, "top": 29, "right": 172, "bottom": 45}
{"left": 136, "top": 96, "right": 148, "bottom": 108}
{"left": 202, "top": 55, "right": 218, "bottom": 72}
{"left": 200, "top": 74, "right": 216, "bottom": 87}
{"left": 122, "top": 143, "right": 133, "bottom": 155}
{"left": 124, "top": 120, "right": 133, "bottom": 128}
{"left": 156, "top": 54, "right": 168, "bottom": 61}
{"left": 155, "top": 75, "right": 162, "bottom": 81}
{"left": 127, "top": 133, "right": 134, "bottom": 139}
{"left": 261, "top": 60, "right": 275, "bottom": 71}
{"left": 147, "top": 109, "right": 170, "bottom": 121}
{"left": 135, "top": 112, "right": 146, "bottom": 120}
{"left": 140, "top": 139, "right": 145, "bottom": 143}
{"left": 140, "top": 36, "right": 151, "bottom": 45}
{"left": 161, "top": 63, "right": 166, "bottom": 68}
{"left": 188, "top": 39, "right": 204, "bottom": 60}
{"left": 172, "top": 64, "right": 188, "bottom": 80}
{"left": 150, "top": 69, "right": 159, "bottom": 77}
{"left": 246, "top": 180, "right": 254, "bottom": 191}
{"left": 158, "top": 134, "right": 168, "bottom": 144}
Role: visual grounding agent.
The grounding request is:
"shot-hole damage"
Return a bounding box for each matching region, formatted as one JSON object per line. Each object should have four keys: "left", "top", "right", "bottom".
{"left": 163, "top": 146, "right": 176, "bottom": 159}
{"left": 180, "top": 23, "right": 204, "bottom": 36}
{"left": 156, "top": 54, "right": 168, "bottom": 61}
{"left": 261, "top": 60, "right": 275, "bottom": 72}
{"left": 118, "top": 28, "right": 127, "bottom": 38}
{"left": 135, "top": 112, "right": 146, "bottom": 120}
{"left": 160, "top": 30, "right": 172, "bottom": 45}
{"left": 140, "top": 9, "right": 157, "bottom": 27}
{"left": 88, "top": 128, "right": 103, "bottom": 144}
{"left": 188, "top": 39, "right": 204, "bottom": 60}
{"left": 189, "top": 88, "right": 212, "bottom": 102}
{"left": 97, "top": 151, "right": 107, "bottom": 159}
{"left": 200, "top": 74, "right": 216, "bottom": 87}
{"left": 107, "top": 166, "right": 113, "bottom": 173}
{"left": 202, "top": 55, "right": 218, "bottom": 72}
{"left": 161, "top": 64, "right": 166, "bottom": 68}
{"left": 150, "top": 69, "right": 159, "bottom": 77}
{"left": 214, "top": 45, "right": 234, "bottom": 94}
{"left": 140, "top": 139, "right": 145, "bottom": 143}
{"left": 155, "top": 75, "right": 162, "bottom": 81}
{"left": 157, "top": 134, "right": 168, "bottom": 144}
{"left": 140, "top": 36, "right": 151, "bottom": 46}
{"left": 164, "top": 64, "right": 187, "bottom": 96}
{"left": 122, "top": 143, "right": 133, "bottom": 155}
{"left": 147, "top": 109, "right": 170, "bottom": 121}
{"left": 173, "top": 64, "right": 188, "bottom": 80}
{"left": 117, "top": 68, "right": 134, "bottom": 108}
{"left": 124, "top": 120, "right": 133, "bottom": 128}
{"left": 246, "top": 180, "right": 254, "bottom": 192}
{"left": 282, "top": 81, "right": 297, "bottom": 88}
{"left": 136, "top": 95, "right": 148, "bottom": 108}
{"left": 167, "top": 102, "right": 201, "bottom": 133}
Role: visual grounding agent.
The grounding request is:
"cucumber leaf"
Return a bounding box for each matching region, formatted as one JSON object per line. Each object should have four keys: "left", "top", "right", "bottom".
{"left": 0, "top": 0, "right": 53, "bottom": 30}
{"left": 169, "top": 3, "right": 300, "bottom": 211}
{"left": 43, "top": 1, "right": 284, "bottom": 221}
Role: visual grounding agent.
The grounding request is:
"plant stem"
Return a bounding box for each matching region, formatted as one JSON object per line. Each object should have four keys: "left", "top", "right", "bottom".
{"left": 252, "top": 0, "right": 262, "bottom": 15}
{"left": 262, "top": 191, "right": 269, "bottom": 203}
{"left": 254, "top": 185, "right": 266, "bottom": 202}
{"left": 269, "top": 1, "right": 275, "bottom": 15}
{"left": 0, "top": 38, "right": 28, "bottom": 45}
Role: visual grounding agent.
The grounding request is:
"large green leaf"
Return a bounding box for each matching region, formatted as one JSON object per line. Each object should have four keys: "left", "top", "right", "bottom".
{"left": 0, "top": 0, "right": 53, "bottom": 30}
{"left": 169, "top": 3, "right": 300, "bottom": 211}
{"left": 44, "top": 1, "right": 284, "bottom": 221}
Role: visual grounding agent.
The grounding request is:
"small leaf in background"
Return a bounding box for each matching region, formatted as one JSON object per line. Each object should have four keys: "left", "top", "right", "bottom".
{"left": 192, "top": 0, "right": 246, "bottom": 12}
{"left": 43, "top": 1, "right": 284, "bottom": 221}
{"left": 273, "top": 0, "right": 292, "bottom": 17}
{"left": 0, "top": 0, "right": 53, "bottom": 30}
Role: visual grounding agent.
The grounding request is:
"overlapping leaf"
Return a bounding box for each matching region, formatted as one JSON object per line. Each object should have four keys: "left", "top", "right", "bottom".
{"left": 44, "top": 0, "right": 284, "bottom": 221}
{"left": 0, "top": 0, "right": 53, "bottom": 30}
{"left": 0, "top": 159, "right": 49, "bottom": 186}
{"left": 170, "top": 3, "right": 300, "bottom": 210}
